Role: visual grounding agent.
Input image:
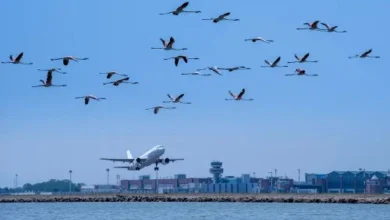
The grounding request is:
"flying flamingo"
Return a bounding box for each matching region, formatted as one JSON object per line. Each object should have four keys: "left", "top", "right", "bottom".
{"left": 244, "top": 37, "right": 274, "bottom": 43}
{"left": 32, "top": 71, "right": 66, "bottom": 88}
{"left": 285, "top": 69, "right": 318, "bottom": 77}
{"left": 145, "top": 105, "right": 176, "bottom": 114}
{"left": 163, "top": 55, "right": 199, "bottom": 67}
{"left": 296, "top": 20, "right": 321, "bottom": 31}
{"left": 261, "top": 57, "right": 288, "bottom": 68}
{"left": 103, "top": 77, "right": 139, "bottom": 86}
{"left": 319, "top": 23, "right": 347, "bottom": 33}
{"left": 287, "top": 53, "right": 318, "bottom": 64}
{"left": 202, "top": 12, "right": 239, "bottom": 23}
{"left": 219, "top": 66, "right": 251, "bottom": 72}
{"left": 50, "top": 56, "right": 89, "bottom": 66}
{"left": 225, "top": 88, "right": 253, "bottom": 101}
{"left": 159, "top": 2, "right": 201, "bottom": 15}
{"left": 75, "top": 95, "right": 106, "bottom": 105}
{"left": 197, "top": 66, "right": 222, "bottom": 75}
{"left": 181, "top": 71, "right": 211, "bottom": 76}
{"left": 37, "top": 68, "right": 67, "bottom": 74}
{"left": 163, "top": 94, "right": 191, "bottom": 104}
{"left": 99, "top": 71, "right": 128, "bottom": 79}
{"left": 151, "top": 37, "right": 187, "bottom": 51}
{"left": 348, "top": 49, "right": 380, "bottom": 59}
{"left": 1, "top": 52, "right": 33, "bottom": 65}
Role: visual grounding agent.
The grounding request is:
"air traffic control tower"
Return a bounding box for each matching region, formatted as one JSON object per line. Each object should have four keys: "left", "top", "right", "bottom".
{"left": 209, "top": 161, "right": 224, "bottom": 183}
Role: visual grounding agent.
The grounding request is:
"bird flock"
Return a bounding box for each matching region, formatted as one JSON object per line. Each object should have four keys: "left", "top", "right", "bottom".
{"left": 1, "top": 2, "right": 381, "bottom": 114}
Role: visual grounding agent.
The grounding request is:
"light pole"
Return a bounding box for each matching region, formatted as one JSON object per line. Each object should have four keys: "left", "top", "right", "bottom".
{"left": 106, "top": 168, "right": 110, "bottom": 186}
{"left": 69, "top": 170, "right": 72, "bottom": 193}
{"left": 268, "top": 171, "right": 273, "bottom": 192}
{"left": 15, "top": 174, "right": 18, "bottom": 189}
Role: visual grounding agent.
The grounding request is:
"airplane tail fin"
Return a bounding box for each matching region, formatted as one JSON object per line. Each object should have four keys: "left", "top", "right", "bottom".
{"left": 126, "top": 150, "right": 133, "bottom": 159}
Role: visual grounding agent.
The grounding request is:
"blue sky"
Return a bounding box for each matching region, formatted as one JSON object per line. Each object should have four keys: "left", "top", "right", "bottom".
{"left": 1, "top": 0, "right": 389, "bottom": 187}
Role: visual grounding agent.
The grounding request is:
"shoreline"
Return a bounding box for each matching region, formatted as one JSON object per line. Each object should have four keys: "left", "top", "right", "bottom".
{"left": 1, "top": 194, "right": 390, "bottom": 204}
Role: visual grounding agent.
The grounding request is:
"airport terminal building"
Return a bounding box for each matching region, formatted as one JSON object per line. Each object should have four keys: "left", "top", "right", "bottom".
{"left": 118, "top": 162, "right": 390, "bottom": 194}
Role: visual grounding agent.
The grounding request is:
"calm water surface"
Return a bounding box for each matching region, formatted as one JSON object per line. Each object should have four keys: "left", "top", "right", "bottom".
{"left": 0, "top": 202, "right": 389, "bottom": 220}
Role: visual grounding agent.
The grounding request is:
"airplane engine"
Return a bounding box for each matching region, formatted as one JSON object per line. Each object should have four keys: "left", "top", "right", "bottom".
{"left": 135, "top": 158, "right": 142, "bottom": 163}
{"left": 161, "top": 158, "right": 170, "bottom": 165}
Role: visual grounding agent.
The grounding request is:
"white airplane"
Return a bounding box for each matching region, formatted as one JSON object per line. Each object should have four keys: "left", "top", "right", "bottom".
{"left": 99, "top": 145, "right": 184, "bottom": 171}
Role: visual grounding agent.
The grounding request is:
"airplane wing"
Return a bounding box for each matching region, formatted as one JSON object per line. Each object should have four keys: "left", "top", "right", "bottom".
{"left": 157, "top": 158, "right": 184, "bottom": 163}
{"left": 99, "top": 158, "right": 134, "bottom": 163}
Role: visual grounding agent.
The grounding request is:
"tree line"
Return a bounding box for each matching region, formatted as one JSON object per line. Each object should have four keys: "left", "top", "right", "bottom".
{"left": 0, "top": 179, "right": 85, "bottom": 193}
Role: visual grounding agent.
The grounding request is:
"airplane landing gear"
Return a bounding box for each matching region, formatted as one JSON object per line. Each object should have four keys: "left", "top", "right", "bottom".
{"left": 136, "top": 167, "right": 140, "bottom": 171}
{"left": 154, "top": 162, "right": 159, "bottom": 171}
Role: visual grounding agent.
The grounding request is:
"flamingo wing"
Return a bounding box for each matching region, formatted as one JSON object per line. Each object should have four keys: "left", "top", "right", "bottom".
{"left": 85, "top": 97, "right": 89, "bottom": 105}
{"left": 301, "top": 53, "right": 310, "bottom": 61}
{"left": 174, "top": 57, "right": 179, "bottom": 66}
{"left": 154, "top": 108, "right": 159, "bottom": 114}
{"left": 176, "top": 94, "right": 184, "bottom": 101}
{"left": 167, "top": 94, "right": 174, "bottom": 100}
{"left": 272, "top": 57, "right": 281, "bottom": 66}
{"left": 264, "top": 60, "right": 271, "bottom": 66}
{"left": 63, "top": 59, "right": 69, "bottom": 66}
{"left": 237, "top": 89, "right": 246, "bottom": 99}
{"left": 362, "top": 49, "right": 372, "bottom": 56}
{"left": 9, "top": 55, "right": 13, "bottom": 61}
{"left": 160, "top": 38, "right": 166, "bottom": 47}
{"left": 46, "top": 71, "right": 53, "bottom": 84}
{"left": 167, "top": 37, "right": 175, "bottom": 47}
{"left": 228, "top": 90, "right": 236, "bottom": 98}
{"left": 177, "top": 2, "right": 189, "bottom": 11}
{"left": 294, "top": 54, "right": 300, "bottom": 61}
{"left": 15, "top": 52, "right": 24, "bottom": 62}
{"left": 221, "top": 12, "right": 230, "bottom": 18}
{"left": 320, "top": 23, "right": 330, "bottom": 30}
{"left": 312, "top": 20, "right": 320, "bottom": 27}
{"left": 181, "top": 56, "right": 188, "bottom": 63}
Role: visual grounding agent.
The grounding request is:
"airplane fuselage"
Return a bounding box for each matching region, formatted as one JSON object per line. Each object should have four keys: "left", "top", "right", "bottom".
{"left": 128, "top": 145, "right": 165, "bottom": 170}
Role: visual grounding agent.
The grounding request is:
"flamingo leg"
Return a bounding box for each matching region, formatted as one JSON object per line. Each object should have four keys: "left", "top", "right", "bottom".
{"left": 182, "top": 10, "right": 201, "bottom": 13}
{"left": 159, "top": 12, "right": 173, "bottom": 15}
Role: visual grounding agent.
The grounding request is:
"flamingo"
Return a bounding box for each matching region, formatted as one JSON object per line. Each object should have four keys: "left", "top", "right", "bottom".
{"left": 164, "top": 55, "right": 199, "bottom": 67}
{"left": 261, "top": 57, "right": 288, "bottom": 68}
{"left": 163, "top": 94, "right": 191, "bottom": 104}
{"left": 32, "top": 71, "right": 66, "bottom": 88}
{"left": 225, "top": 88, "right": 253, "bottom": 101}
{"left": 99, "top": 71, "right": 128, "bottom": 79}
{"left": 151, "top": 37, "right": 187, "bottom": 51}
{"left": 202, "top": 12, "right": 239, "bottom": 23}
{"left": 319, "top": 23, "right": 347, "bottom": 33}
{"left": 287, "top": 53, "right": 318, "bottom": 64}
{"left": 50, "top": 56, "right": 89, "bottom": 66}
{"left": 75, "top": 95, "right": 106, "bottom": 105}
{"left": 348, "top": 49, "right": 380, "bottom": 59}
{"left": 159, "top": 2, "right": 201, "bottom": 15}
{"left": 285, "top": 69, "right": 318, "bottom": 77}
{"left": 244, "top": 37, "right": 274, "bottom": 43}
{"left": 296, "top": 20, "right": 321, "bottom": 30}
{"left": 37, "top": 68, "right": 67, "bottom": 74}
{"left": 103, "top": 77, "right": 139, "bottom": 86}
{"left": 145, "top": 105, "right": 176, "bottom": 114}
{"left": 219, "top": 66, "right": 251, "bottom": 72}
{"left": 197, "top": 66, "right": 222, "bottom": 75}
{"left": 181, "top": 71, "right": 211, "bottom": 76}
{"left": 1, "top": 52, "right": 33, "bottom": 65}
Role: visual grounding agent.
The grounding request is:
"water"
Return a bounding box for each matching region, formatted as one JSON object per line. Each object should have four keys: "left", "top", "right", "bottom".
{"left": 0, "top": 203, "right": 389, "bottom": 220}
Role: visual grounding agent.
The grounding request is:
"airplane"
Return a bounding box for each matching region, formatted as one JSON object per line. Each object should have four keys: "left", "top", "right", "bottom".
{"left": 99, "top": 145, "right": 184, "bottom": 171}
